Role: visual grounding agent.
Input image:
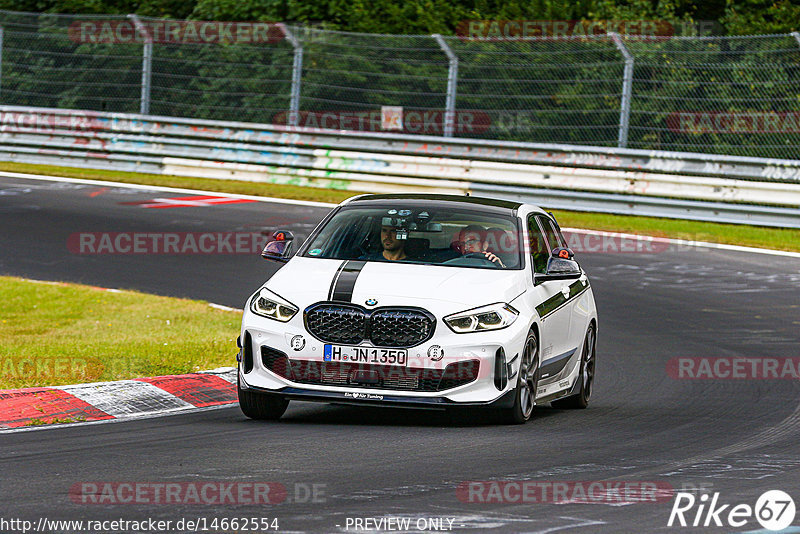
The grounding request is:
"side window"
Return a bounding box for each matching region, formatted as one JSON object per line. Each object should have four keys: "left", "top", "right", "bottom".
{"left": 527, "top": 216, "right": 549, "bottom": 274}
{"left": 537, "top": 215, "right": 564, "bottom": 254}
{"left": 548, "top": 215, "right": 571, "bottom": 251}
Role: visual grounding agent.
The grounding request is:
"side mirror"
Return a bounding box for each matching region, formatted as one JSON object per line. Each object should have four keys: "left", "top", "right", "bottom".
{"left": 552, "top": 247, "right": 574, "bottom": 260}
{"left": 261, "top": 229, "right": 295, "bottom": 263}
{"left": 534, "top": 248, "right": 581, "bottom": 284}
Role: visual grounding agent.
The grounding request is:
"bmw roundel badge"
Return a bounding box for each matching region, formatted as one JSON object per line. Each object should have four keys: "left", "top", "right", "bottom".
{"left": 365, "top": 298, "right": 378, "bottom": 306}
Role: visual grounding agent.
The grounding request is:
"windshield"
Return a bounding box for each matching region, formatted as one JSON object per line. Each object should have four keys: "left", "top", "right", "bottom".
{"left": 302, "top": 204, "right": 522, "bottom": 270}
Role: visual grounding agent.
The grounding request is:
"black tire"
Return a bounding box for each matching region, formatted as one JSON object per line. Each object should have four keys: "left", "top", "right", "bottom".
{"left": 498, "top": 329, "right": 539, "bottom": 425}
{"left": 552, "top": 324, "right": 596, "bottom": 409}
{"left": 237, "top": 372, "right": 289, "bottom": 420}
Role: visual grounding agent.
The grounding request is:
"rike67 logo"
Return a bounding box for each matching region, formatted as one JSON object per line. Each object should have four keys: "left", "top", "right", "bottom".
{"left": 668, "top": 490, "right": 795, "bottom": 530}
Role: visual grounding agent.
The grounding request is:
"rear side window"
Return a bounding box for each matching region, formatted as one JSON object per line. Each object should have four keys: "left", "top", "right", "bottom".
{"left": 537, "top": 215, "right": 564, "bottom": 253}
{"left": 527, "top": 216, "right": 549, "bottom": 274}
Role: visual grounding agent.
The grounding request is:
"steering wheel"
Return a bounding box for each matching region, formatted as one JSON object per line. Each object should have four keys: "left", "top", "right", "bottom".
{"left": 443, "top": 252, "right": 501, "bottom": 268}
{"left": 463, "top": 252, "right": 490, "bottom": 261}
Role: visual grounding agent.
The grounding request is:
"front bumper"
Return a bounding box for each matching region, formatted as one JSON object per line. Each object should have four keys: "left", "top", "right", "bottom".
{"left": 239, "top": 307, "right": 530, "bottom": 405}
{"left": 240, "top": 380, "right": 518, "bottom": 411}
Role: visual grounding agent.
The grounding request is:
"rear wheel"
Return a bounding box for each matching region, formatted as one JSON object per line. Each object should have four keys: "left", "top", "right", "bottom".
{"left": 498, "top": 330, "right": 539, "bottom": 424}
{"left": 552, "top": 324, "right": 596, "bottom": 409}
{"left": 237, "top": 371, "right": 289, "bottom": 420}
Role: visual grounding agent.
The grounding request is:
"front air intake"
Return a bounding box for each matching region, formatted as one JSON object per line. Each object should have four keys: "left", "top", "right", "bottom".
{"left": 494, "top": 347, "right": 507, "bottom": 390}
{"left": 261, "top": 346, "right": 290, "bottom": 378}
{"left": 242, "top": 331, "right": 254, "bottom": 373}
{"left": 259, "top": 357, "right": 480, "bottom": 392}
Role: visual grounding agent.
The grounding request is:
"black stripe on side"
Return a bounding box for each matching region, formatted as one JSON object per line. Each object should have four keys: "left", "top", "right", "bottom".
{"left": 535, "top": 279, "right": 590, "bottom": 319}
{"left": 328, "top": 261, "right": 347, "bottom": 301}
{"left": 540, "top": 347, "right": 577, "bottom": 379}
{"left": 331, "top": 260, "right": 366, "bottom": 302}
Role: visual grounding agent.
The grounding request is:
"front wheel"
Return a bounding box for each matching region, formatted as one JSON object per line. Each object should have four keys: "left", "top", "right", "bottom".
{"left": 498, "top": 330, "right": 539, "bottom": 424}
{"left": 238, "top": 371, "right": 289, "bottom": 420}
{"left": 552, "top": 324, "right": 596, "bottom": 409}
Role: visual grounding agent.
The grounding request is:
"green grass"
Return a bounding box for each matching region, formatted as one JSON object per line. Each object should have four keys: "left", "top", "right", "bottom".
{"left": 0, "top": 276, "right": 241, "bottom": 390}
{"left": 550, "top": 211, "right": 800, "bottom": 253}
{"left": 1, "top": 160, "right": 799, "bottom": 252}
{"left": 25, "top": 416, "right": 86, "bottom": 426}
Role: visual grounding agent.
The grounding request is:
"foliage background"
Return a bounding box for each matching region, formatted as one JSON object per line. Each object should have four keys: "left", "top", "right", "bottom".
{"left": 1, "top": 1, "right": 799, "bottom": 158}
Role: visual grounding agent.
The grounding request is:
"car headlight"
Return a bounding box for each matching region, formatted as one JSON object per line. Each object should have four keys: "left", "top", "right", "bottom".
{"left": 250, "top": 288, "right": 298, "bottom": 322}
{"left": 444, "top": 303, "right": 519, "bottom": 333}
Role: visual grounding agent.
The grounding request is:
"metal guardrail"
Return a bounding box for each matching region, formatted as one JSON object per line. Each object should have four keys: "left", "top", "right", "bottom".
{"left": 1, "top": 105, "right": 800, "bottom": 228}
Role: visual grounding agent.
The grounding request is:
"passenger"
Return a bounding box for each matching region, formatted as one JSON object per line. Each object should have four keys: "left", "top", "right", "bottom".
{"left": 453, "top": 225, "right": 505, "bottom": 268}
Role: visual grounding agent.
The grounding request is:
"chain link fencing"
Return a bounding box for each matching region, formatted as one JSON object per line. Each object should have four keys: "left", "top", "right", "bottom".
{"left": 1, "top": 10, "right": 799, "bottom": 159}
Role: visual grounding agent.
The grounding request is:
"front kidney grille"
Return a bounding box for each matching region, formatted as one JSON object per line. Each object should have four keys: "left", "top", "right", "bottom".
{"left": 304, "top": 303, "right": 435, "bottom": 348}
{"left": 369, "top": 309, "right": 434, "bottom": 347}
{"left": 305, "top": 304, "right": 366, "bottom": 345}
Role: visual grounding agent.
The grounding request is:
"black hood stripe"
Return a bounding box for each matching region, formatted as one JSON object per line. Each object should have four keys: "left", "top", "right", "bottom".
{"left": 328, "top": 261, "right": 347, "bottom": 301}
{"left": 330, "top": 260, "right": 366, "bottom": 302}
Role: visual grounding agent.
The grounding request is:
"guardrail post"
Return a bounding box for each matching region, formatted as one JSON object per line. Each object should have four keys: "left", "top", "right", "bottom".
{"left": 432, "top": 34, "right": 459, "bottom": 137}
{"left": 279, "top": 24, "right": 303, "bottom": 127}
{"left": 127, "top": 14, "right": 152, "bottom": 115}
{"left": 610, "top": 33, "right": 633, "bottom": 148}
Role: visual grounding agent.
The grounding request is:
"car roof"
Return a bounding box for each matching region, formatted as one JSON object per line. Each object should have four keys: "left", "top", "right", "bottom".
{"left": 345, "top": 193, "right": 524, "bottom": 211}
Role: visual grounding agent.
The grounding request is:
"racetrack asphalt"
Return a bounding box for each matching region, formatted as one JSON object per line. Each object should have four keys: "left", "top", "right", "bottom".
{"left": 1, "top": 174, "right": 800, "bottom": 533}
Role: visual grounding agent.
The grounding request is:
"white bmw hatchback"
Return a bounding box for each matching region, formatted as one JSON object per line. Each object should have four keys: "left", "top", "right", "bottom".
{"left": 237, "top": 194, "right": 598, "bottom": 424}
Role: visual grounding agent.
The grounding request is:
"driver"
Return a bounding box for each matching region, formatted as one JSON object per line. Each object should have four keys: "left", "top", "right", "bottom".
{"left": 361, "top": 225, "right": 408, "bottom": 261}
{"left": 454, "top": 225, "right": 505, "bottom": 268}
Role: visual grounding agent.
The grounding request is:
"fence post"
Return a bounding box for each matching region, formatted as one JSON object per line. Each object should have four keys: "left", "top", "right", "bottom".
{"left": 0, "top": 26, "right": 4, "bottom": 99}
{"left": 610, "top": 32, "right": 633, "bottom": 148}
{"left": 432, "top": 34, "right": 458, "bottom": 137}
{"left": 127, "top": 14, "right": 152, "bottom": 115}
{"left": 792, "top": 32, "right": 800, "bottom": 47}
{"left": 279, "top": 24, "right": 303, "bottom": 127}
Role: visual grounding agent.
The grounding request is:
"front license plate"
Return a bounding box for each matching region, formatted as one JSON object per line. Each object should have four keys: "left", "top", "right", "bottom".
{"left": 323, "top": 345, "right": 408, "bottom": 366}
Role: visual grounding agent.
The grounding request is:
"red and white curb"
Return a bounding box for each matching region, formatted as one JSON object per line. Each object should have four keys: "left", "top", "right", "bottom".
{"left": 0, "top": 367, "right": 238, "bottom": 430}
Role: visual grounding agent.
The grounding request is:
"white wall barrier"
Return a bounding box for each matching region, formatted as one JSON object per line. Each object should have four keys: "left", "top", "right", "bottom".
{"left": 1, "top": 105, "right": 800, "bottom": 227}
